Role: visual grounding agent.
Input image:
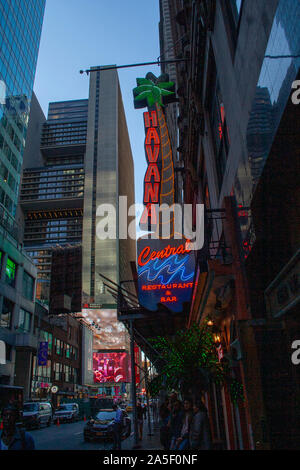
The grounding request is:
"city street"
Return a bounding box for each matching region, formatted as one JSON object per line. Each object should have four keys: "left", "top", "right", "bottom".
{"left": 30, "top": 419, "right": 117, "bottom": 451}
{"left": 28, "top": 413, "right": 161, "bottom": 451}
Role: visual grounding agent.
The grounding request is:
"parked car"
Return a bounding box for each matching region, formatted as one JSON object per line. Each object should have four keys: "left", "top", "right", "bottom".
{"left": 83, "top": 409, "right": 131, "bottom": 442}
{"left": 23, "top": 401, "right": 52, "bottom": 429}
{"left": 53, "top": 403, "right": 79, "bottom": 423}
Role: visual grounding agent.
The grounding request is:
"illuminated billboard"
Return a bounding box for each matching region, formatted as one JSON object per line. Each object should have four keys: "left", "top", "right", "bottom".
{"left": 93, "top": 351, "right": 130, "bottom": 383}
{"left": 82, "top": 308, "right": 128, "bottom": 351}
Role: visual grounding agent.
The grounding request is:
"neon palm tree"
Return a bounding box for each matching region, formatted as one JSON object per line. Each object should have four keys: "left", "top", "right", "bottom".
{"left": 133, "top": 73, "right": 177, "bottom": 236}
{"left": 133, "top": 74, "right": 175, "bottom": 108}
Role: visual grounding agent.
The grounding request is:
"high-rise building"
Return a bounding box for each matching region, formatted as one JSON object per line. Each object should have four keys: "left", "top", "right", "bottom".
{"left": 0, "top": 0, "right": 46, "bottom": 394}
{"left": 20, "top": 67, "right": 135, "bottom": 397}
{"left": 0, "top": 0, "right": 46, "bottom": 217}
{"left": 20, "top": 99, "right": 87, "bottom": 306}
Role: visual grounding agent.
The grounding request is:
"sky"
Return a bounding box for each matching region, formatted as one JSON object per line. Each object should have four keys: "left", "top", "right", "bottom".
{"left": 33, "top": 0, "right": 161, "bottom": 212}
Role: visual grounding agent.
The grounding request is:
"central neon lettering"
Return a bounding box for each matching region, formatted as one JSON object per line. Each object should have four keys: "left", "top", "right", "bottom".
{"left": 137, "top": 240, "right": 192, "bottom": 267}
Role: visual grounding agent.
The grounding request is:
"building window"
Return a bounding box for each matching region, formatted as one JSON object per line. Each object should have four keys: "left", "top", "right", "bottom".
{"left": 1, "top": 297, "right": 14, "bottom": 329}
{"left": 5, "top": 257, "right": 17, "bottom": 287}
{"left": 22, "top": 271, "right": 35, "bottom": 300}
{"left": 18, "top": 308, "right": 32, "bottom": 333}
{"left": 40, "top": 330, "right": 53, "bottom": 354}
{"left": 54, "top": 362, "right": 63, "bottom": 381}
{"left": 55, "top": 338, "right": 62, "bottom": 355}
{"left": 5, "top": 343, "right": 12, "bottom": 362}
{"left": 65, "top": 365, "right": 70, "bottom": 382}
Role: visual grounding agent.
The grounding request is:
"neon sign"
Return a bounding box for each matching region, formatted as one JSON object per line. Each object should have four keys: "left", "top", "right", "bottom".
{"left": 138, "top": 240, "right": 192, "bottom": 266}
{"left": 133, "top": 73, "right": 196, "bottom": 313}
{"left": 140, "top": 110, "right": 162, "bottom": 228}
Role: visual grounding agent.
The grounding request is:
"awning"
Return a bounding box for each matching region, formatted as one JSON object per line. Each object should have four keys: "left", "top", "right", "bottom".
{"left": 0, "top": 340, "right": 6, "bottom": 365}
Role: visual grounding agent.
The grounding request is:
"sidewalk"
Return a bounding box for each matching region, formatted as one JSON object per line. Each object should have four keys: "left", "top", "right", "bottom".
{"left": 122, "top": 416, "right": 162, "bottom": 450}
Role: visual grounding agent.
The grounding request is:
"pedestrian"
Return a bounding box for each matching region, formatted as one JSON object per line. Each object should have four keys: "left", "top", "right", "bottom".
{"left": 111, "top": 403, "right": 123, "bottom": 450}
{"left": 175, "top": 398, "right": 193, "bottom": 450}
{"left": 159, "top": 398, "right": 171, "bottom": 450}
{"left": 169, "top": 391, "right": 178, "bottom": 409}
{"left": 169, "top": 399, "right": 184, "bottom": 450}
{"left": 189, "top": 398, "right": 212, "bottom": 450}
{"left": 142, "top": 403, "right": 147, "bottom": 420}
{"left": 0, "top": 403, "right": 35, "bottom": 450}
{"left": 136, "top": 400, "right": 144, "bottom": 441}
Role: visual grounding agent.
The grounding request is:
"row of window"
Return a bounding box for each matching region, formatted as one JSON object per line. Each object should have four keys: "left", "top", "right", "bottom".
{"left": 54, "top": 338, "right": 78, "bottom": 360}
{"left": 32, "top": 358, "right": 78, "bottom": 384}
{"left": 0, "top": 127, "right": 22, "bottom": 171}
{"left": 0, "top": 295, "right": 32, "bottom": 332}
{"left": 0, "top": 0, "right": 44, "bottom": 98}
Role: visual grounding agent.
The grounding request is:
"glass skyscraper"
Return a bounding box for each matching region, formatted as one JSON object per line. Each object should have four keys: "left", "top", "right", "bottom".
{"left": 0, "top": 0, "right": 46, "bottom": 217}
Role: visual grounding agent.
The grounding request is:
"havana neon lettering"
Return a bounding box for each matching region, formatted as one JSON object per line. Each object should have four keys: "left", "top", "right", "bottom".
{"left": 137, "top": 240, "right": 192, "bottom": 267}
{"left": 144, "top": 182, "right": 160, "bottom": 203}
{"left": 140, "top": 203, "right": 157, "bottom": 226}
{"left": 144, "top": 111, "right": 158, "bottom": 128}
{"left": 145, "top": 163, "right": 160, "bottom": 182}
{"left": 145, "top": 144, "right": 160, "bottom": 163}
{"left": 141, "top": 110, "right": 161, "bottom": 226}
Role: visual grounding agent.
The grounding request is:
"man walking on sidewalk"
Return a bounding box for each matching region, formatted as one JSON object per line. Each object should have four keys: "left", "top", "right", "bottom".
{"left": 112, "top": 403, "right": 123, "bottom": 450}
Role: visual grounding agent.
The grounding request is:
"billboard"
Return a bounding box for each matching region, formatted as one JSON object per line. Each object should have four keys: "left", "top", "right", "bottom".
{"left": 93, "top": 352, "right": 130, "bottom": 383}
{"left": 82, "top": 308, "right": 127, "bottom": 351}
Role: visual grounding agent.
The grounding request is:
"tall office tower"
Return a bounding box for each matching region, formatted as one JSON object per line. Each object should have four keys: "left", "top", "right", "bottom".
{"left": 82, "top": 67, "right": 135, "bottom": 307}
{"left": 20, "top": 99, "right": 87, "bottom": 306}
{"left": 0, "top": 0, "right": 46, "bottom": 217}
{"left": 20, "top": 68, "right": 135, "bottom": 395}
{"left": 0, "top": 0, "right": 46, "bottom": 391}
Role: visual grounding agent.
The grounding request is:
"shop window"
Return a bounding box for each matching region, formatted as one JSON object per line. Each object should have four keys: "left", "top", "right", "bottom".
{"left": 5, "top": 257, "right": 17, "bottom": 287}
{"left": 1, "top": 297, "right": 14, "bottom": 329}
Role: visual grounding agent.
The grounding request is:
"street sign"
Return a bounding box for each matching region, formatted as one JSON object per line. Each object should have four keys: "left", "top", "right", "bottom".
{"left": 51, "top": 386, "right": 58, "bottom": 394}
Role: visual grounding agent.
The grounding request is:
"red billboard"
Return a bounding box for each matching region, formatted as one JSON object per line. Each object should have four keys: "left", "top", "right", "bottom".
{"left": 93, "top": 351, "right": 130, "bottom": 383}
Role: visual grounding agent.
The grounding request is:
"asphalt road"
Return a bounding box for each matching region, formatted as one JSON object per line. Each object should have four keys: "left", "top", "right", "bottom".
{"left": 29, "top": 419, "right": 117, "bottom": 450}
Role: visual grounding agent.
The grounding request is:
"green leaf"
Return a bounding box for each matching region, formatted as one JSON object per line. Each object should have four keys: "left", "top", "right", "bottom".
{"left": 135, "top": 90, "right": 151, "bottom": 101}
{"left": 157, "top": 81, "right": 174, "bottom": 89}
{"left": 161, "top": 89, "right": 174, "bottom": 96}
{"left": 136, "top": 78, "right": 154, "bottom": 86}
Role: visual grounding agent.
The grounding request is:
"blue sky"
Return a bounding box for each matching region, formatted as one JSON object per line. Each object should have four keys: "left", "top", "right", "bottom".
{"left": 33, "top": 0, "right": 161, "bottom": 209}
